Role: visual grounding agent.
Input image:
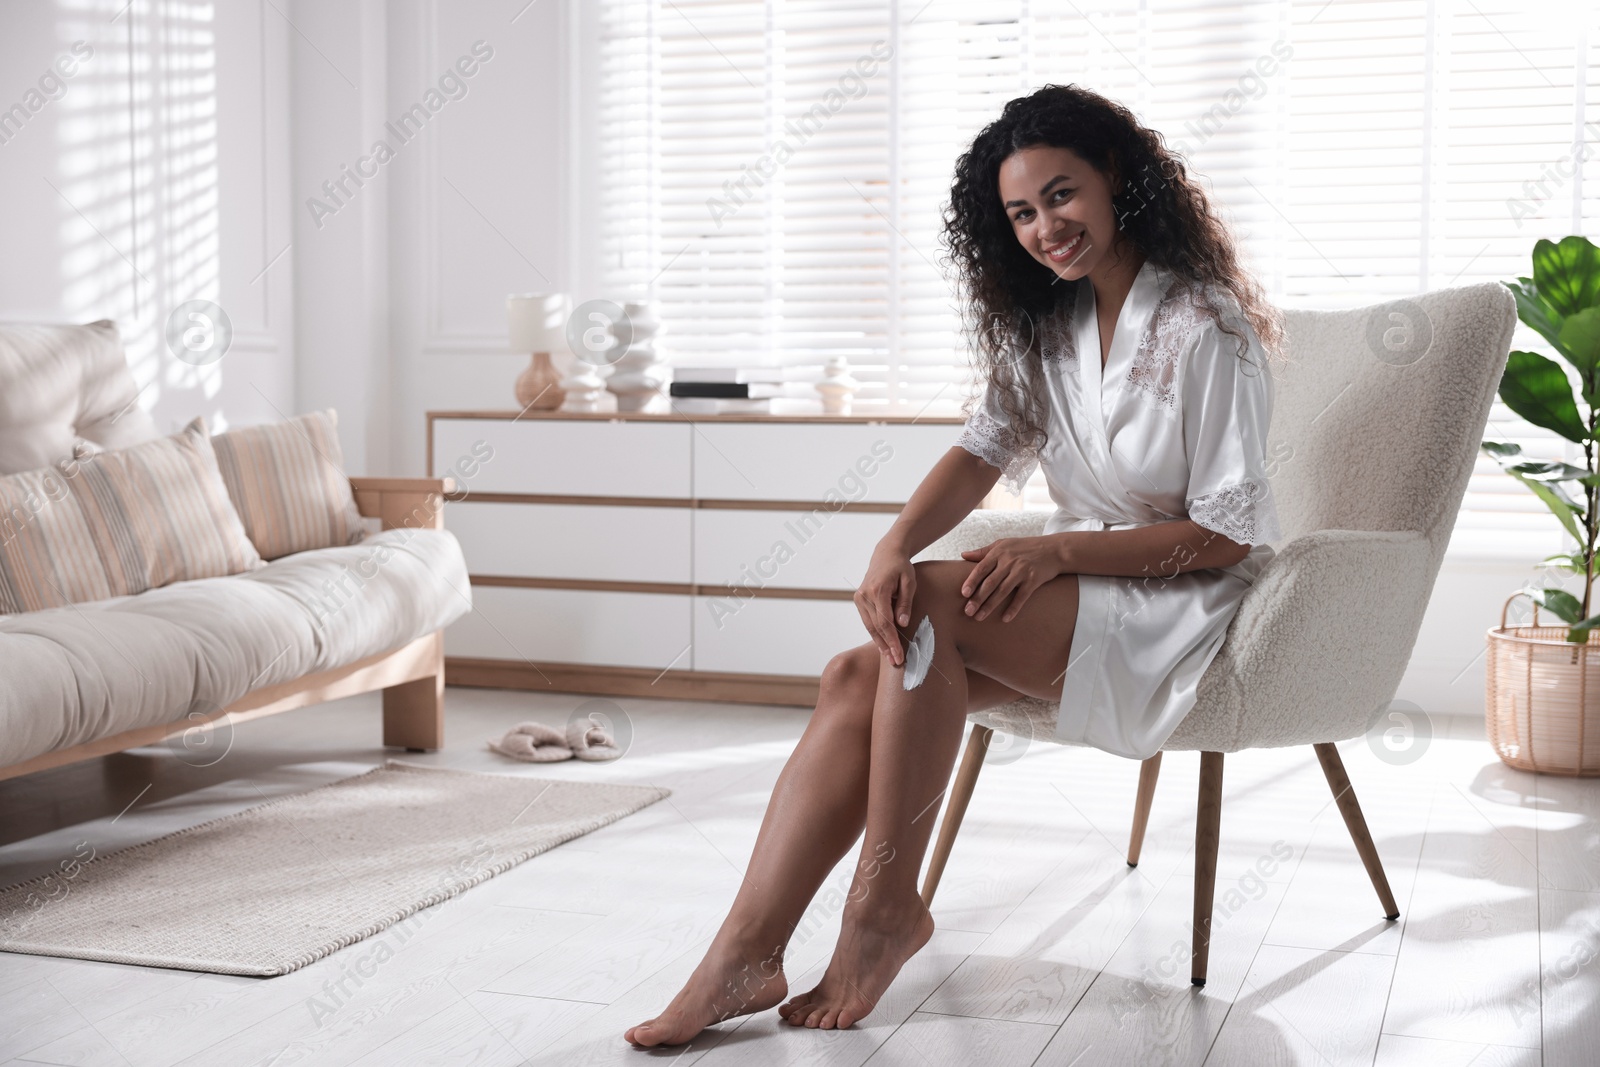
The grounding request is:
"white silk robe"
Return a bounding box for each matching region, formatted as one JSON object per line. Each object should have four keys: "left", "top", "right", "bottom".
{"left": 956, "top": 259, "right": 1281, "bottom": 760}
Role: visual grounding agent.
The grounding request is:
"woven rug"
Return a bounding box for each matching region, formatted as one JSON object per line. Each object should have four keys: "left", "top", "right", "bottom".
{"left": 0, "top": 761, "right": 668, "bottom": 976}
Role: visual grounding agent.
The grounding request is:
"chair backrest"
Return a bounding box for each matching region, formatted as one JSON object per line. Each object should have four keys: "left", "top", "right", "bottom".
{"left": 1267, "top": 282, "right": 1516, "bottom": 560}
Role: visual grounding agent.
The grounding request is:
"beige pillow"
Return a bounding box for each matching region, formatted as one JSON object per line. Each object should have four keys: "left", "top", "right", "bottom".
{"left": 0, "top": 418, "right": 262, "bottom": 614}
{"left": 0, "top": 320, "right": 159, "bottom": 476}
{"left": 210, "top": 410, "right": 367, "bottom": 561}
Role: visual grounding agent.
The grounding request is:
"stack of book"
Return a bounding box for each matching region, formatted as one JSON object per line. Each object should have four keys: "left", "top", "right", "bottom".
{"left": 668, "top": 367, "right": 789, "bottom": 414}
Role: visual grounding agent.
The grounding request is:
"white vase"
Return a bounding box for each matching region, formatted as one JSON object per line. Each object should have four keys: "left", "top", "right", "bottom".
{"left": 815, "top": 355, "right": 860, "bottom": 414}
{"left": 560, "top": 364, "right": 608, "bottom": 412}
{"left": 606, "top": 301, "right": 668, "bottom": 413}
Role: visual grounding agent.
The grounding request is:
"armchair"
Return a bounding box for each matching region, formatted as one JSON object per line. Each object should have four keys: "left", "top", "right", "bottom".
{"left": 916, "top": 281, "right": 1518, "bottom": 986}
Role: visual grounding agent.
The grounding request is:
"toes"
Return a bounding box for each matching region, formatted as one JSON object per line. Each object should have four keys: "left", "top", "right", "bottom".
{"left": 819, "top": 1009, "right": 840, "bottom": 1030}
{"left": 804, "top": 1008, "right": 824, "bottom": 1028}
{"left": 628, "top": 1020, "right": 677, "bottom": 1048}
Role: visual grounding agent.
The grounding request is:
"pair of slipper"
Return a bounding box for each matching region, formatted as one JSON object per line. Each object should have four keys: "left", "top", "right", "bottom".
{"left": 488, "top": 719, "right": 622, "bottom": 763}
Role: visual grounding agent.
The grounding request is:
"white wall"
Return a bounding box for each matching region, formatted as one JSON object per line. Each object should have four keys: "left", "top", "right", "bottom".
{"left": 277, "top": 0, "right": 573, "bottom": 477}
{"left": 383, "top": 0, "right": 573, "bottom": 477}
{"left": 287, "top": 0, "right": 391, "bottom": 477}
{"left": 0, "top": 0, "right": 296, "bottom": 434}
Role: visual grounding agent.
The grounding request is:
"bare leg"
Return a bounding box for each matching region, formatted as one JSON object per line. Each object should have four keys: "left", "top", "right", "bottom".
{"left": 624, "top": 639, "right": 1026, "bottom": 1047}
{"left": 781, "top": 560, "right": 1078, "bottom": 1029}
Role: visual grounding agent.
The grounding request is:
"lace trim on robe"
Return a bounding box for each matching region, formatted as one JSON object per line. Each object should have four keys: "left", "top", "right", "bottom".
{"left": 1039, "top": 304, "right": 1077, "bottom": 363}
{"left": 1127, "top": 283, "right": 1212, "bottom": 411}
{"left": 1188, "top": 478, "right": 1283, "bottom": 546}
{"left": 956, "top": 410, "right": 1039, "bottom": 496}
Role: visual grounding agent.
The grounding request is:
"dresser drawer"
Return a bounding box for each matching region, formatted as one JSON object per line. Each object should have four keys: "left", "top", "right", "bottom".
{"left": 433, "top": 418, "right": 691, "bottom": 498}
{"left": 693, "top": 509, "right": 895, "bottom": 591}
{"left": 446, "top": 587, "right": 692, "bottom": 668}
{"left": 691, "top": 423, "right": 961, "bottom": 502}
{"left": 692, "top": 595, "right": 863, "bottom": 676}
{"left": 450, "top": 501, "right": 691, "bottom": 582}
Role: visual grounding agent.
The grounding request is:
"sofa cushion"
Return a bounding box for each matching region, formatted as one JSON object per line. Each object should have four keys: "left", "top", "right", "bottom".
{"left": 211, "top": 409, "right": 368, "bottom": 561}
{"left": 0, "top": 320, "right": 159, "bottom": 476}
{"left": 0, "top": 527, "right": 471, "bottom": 769}
{"left": 0, "top": 418, "right": 262, "bottom": 614}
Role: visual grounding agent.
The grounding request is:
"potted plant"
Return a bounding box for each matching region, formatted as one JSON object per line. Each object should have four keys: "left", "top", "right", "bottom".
{"left": 1483, "top": 234, "right": 1600, "bottom": 774}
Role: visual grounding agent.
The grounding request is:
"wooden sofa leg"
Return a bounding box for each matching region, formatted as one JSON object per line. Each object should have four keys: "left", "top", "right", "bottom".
{"left": 1192, "top": 751, "right": 1224, "bottom": 987}
{"left": 920, "top": 724, "right": 992, "bottom": 907}
{"left": 1127, "top": 752, "right": 1163, "bottom": 867}
{"left": 1313, "top": 742, "right": 1400, "bottom": 920}
{"left": 384, "top": 673, "right": 444, "bottom": 751}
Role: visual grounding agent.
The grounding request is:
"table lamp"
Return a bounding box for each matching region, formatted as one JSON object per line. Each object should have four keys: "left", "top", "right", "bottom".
{"left": 507, "top": 292, "right": 569, "bottom": 411}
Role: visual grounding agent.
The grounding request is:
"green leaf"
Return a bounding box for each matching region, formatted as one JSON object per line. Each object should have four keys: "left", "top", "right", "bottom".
{"left": 1505, "top": 460, "right": 1596, "bottom": 482}
{"left": 1568, "top": 612, "right": 1600, "bottom": 643}
{"left": 1541, "top": 551, "right": 1588, "bottom": 573}
{"left": 1559, "top": 306, "right": 1600, "bottom": 382}
{"left": 1482, "top": 442, "right": 1595, "bottom": 484}
{"left": 1486, "top": 431, "right": 1592, "bottom": 540}
{"left": 1499, "top": 350, "right": 1587, "bottom": 443}
{"left": 1507, "top": 471, "right": 1587, "bottom": 543}
{"left": 1506, "top": 277, "right": 1570, "bottom": 355}
{"left": 1532, "top": 236, "right": 1600, "bottom": 318}
{"left": 1526, "top": 586, "right": 1584, "bottom": 625}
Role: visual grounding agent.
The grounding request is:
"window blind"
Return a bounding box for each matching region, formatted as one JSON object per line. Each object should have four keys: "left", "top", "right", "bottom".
{"left": 592, "top": 0, "right": 1599, "bottom": 556}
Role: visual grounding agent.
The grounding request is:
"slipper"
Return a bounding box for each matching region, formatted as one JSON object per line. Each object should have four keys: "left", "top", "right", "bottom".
{"left": 566, "top": 716, "right": 623, "bottom": 761}
{"left": 488, "top": 721, "right": 573, "bottom": 762}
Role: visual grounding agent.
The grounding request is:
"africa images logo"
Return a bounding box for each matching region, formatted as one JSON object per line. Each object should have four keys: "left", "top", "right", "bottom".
{"left": 305, "top": 42, "right": 495, "bottom": 229}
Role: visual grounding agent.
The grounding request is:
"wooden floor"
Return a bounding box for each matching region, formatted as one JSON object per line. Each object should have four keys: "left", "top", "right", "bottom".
{"left": 0, "top": 688, "right": 1593, "bottom": 1067}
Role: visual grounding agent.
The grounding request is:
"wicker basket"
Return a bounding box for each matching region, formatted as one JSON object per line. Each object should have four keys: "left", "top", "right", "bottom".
{"left": 1487, "top": 592, "right": 1600, "bottom": 776}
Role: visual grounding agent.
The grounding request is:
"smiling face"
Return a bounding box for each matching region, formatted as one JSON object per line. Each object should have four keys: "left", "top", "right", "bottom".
{"left": 997, "top": 144, "right": 1125, "bottom": 284}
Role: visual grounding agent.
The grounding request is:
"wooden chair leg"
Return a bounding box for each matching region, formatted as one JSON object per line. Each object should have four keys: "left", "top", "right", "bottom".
{"left": 1192, "top": 751, "right": 1224, "bottom": 987}
{"left": 1314, "top": 742, "right": 1400, "bottom": 920}
{"left": 920, "top": 724, "right": 992, "bottom": 907}
{"left": 383, "top": 672, "right": 444, "bottom": 751}
{"left": 1127, "top": 752, "right": 1163, "bottom": 867}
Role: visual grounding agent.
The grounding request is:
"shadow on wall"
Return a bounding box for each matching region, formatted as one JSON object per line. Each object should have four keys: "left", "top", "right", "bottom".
{"left": 53, "top": 0, "right": 224, "bottom": 430}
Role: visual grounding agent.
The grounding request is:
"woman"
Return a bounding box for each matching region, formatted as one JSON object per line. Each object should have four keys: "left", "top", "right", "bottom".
{"left": 626, "top": 83, "right": 1283, "bottom": 1047}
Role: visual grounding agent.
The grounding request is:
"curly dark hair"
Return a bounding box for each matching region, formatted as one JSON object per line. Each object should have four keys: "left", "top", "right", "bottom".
{"left": 943, "top": 83, "right": 1282, "bottom": 460}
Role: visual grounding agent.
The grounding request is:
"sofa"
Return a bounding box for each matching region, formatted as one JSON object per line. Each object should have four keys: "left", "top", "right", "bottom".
{"left": 0, "top": 322, "right": 471, "bottom": 779}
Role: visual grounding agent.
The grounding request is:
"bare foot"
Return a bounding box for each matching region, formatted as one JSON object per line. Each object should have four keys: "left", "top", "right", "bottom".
{"left": 779, "top": 899, "right": 935, "bottom": 1030}
{"left": 625, "top": 938, "right": 788, "bottom": 1048}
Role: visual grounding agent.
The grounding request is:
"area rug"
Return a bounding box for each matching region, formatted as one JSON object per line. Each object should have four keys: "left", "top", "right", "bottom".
{"left": 0, "top": 761, "right": 669, "bottom": 976}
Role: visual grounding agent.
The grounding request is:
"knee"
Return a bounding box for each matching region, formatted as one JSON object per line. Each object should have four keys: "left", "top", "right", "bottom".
{"left": 815, "top": 646, "right": 877, "bottom": 729}
{"left": 820, "top": 644, "right": 877, "bottom": 700}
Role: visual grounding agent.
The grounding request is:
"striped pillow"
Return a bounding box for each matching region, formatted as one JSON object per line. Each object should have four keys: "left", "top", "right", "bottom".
{"left": 0, "top": 418, "right": 262, "bottom": 614}
{"left": 210, "top": 410, "right": 367, "bottom": 561}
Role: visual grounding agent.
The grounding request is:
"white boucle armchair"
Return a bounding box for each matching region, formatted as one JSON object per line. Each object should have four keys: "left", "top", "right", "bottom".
{"left": 914, "top": 281, "right": 1517, "bottom": 987}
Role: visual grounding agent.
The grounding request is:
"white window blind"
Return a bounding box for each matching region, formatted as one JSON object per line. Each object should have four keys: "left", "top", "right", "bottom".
{"left": 592, "top": 0, "right": 1599, "bottom": 556}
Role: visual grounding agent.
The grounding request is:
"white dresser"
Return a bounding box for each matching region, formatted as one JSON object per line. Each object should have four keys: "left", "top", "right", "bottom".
{"left": 429, "top": 410, "right": 967, "bottom": 705}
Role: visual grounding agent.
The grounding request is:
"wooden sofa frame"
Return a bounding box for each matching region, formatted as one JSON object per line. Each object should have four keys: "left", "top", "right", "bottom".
{"left": 0, "top": 477, "right": 455, "bottom": 782}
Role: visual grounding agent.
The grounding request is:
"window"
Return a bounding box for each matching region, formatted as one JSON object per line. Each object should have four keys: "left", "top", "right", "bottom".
{"left": 588, "top": 0, "right": 1599, "bottom": 556}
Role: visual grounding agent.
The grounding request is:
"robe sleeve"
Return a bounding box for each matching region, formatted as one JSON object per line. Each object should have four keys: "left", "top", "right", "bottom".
{"left": 955, "top": 377, "right": 1039, "bottom": 496}
{"left": 1181, "top": 319, "right": 1283, "bottom": 547}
